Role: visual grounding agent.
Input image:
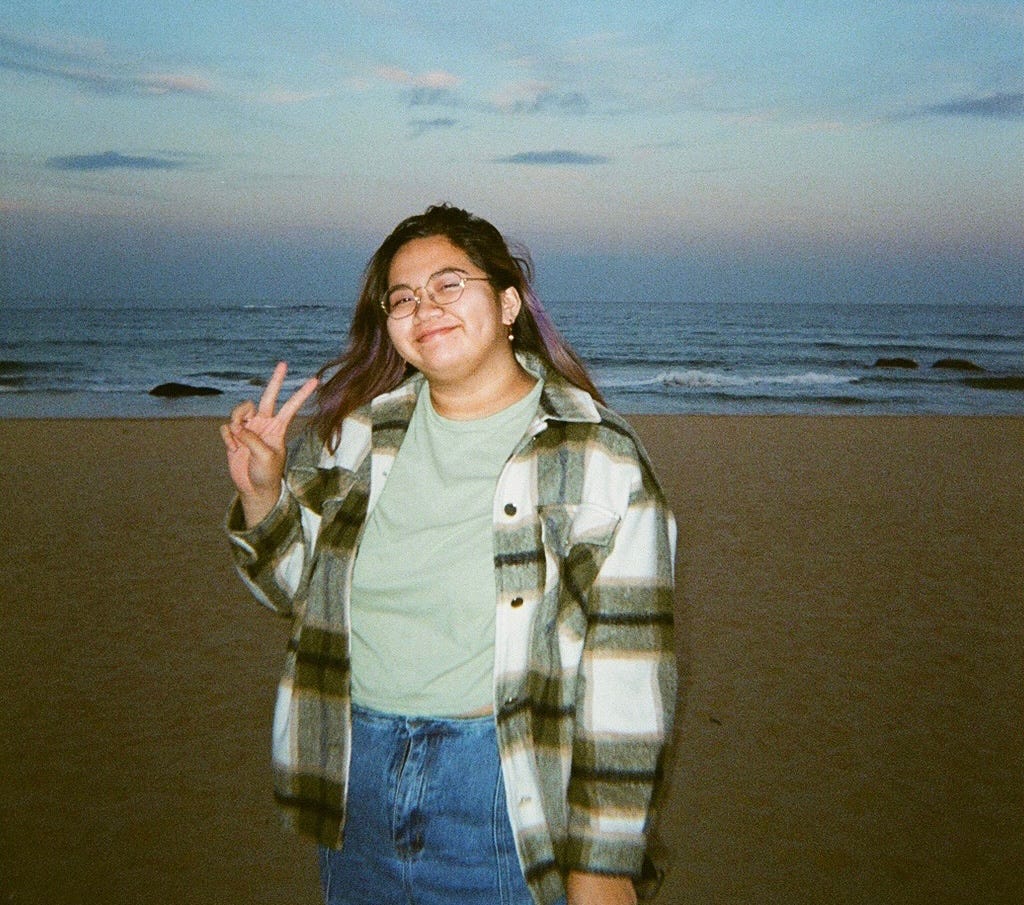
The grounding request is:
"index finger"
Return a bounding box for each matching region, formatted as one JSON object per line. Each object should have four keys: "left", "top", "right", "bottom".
{"left": 276, "top": 376, "right": 319, "bottom": 427}
{"left": 257, "top": 361, "right": 289, "bottom": 417}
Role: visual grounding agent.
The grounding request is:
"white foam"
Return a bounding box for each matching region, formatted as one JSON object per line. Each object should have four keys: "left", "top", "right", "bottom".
{"left": 656, "top": 369, "right": 858, "bottom": 389}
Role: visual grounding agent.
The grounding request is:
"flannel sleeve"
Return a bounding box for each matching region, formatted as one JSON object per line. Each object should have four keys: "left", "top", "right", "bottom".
{"left": 563, "top": 448, "right": 678, "bottom": 878}
{"left": 224, "top": 431, "right": 319, "bottom": 616}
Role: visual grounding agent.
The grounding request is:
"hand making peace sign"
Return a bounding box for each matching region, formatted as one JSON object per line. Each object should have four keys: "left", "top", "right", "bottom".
{"left": 220, "top": 361, "right": 319, "bottom": 527}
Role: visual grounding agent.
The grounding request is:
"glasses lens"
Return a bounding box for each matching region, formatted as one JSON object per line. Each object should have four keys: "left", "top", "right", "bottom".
{"left": 385, "top": 289, "right": 417, "bottom": 319}
{"left": 428, "top": 271, "right": 465, "bottom": 305}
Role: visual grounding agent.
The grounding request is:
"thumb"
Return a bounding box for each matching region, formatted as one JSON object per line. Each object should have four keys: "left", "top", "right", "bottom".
{"left": 235, "top": 426, "right": 284, "bottom": 486}
{"left": 234, "top": 424, "right": 272, "bottom": 457}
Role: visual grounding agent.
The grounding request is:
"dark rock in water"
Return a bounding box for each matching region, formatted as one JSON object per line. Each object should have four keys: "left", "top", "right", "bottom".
{"left": 964, "top": 376, "right": 1024, "bottom": 392}
{"left": 872, "top": 357, "right": 918, "bottom": 369}
{"left": 932, "top": 358, "right": 985, "bottom": 372}
{"left": 149, "top": 382, "right": 223, "bottom": 398}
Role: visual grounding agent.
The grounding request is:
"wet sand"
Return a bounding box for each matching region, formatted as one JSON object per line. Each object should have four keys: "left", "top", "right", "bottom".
{"left": 1, "top": 416, "right": 1021, "bottom": 904}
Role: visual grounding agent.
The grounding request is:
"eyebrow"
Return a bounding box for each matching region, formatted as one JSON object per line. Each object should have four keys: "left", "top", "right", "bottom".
{"left": 386, "top": 265, "right": 472, "bottom": 291}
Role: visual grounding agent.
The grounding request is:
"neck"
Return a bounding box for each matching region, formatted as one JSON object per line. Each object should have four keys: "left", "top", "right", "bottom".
{"left": 428, "top": 363, "right": 536, "bottom": 420}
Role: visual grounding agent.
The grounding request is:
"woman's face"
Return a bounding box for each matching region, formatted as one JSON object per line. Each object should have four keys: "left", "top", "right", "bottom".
{"left": 385, "top": 235, "right": 521, "bottom": 391}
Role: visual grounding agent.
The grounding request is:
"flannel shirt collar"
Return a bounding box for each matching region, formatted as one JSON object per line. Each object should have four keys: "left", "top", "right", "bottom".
{"left": 293, "top": 354, "right": 602, "bottom": 512}
{"left": 368, "top": 351, "right": 602, "bottom": 428}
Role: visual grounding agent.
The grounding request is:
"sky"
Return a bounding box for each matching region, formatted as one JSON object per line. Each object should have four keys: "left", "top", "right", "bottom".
{"left": 1, "top": 1, "right": 1022, "bottom": 305}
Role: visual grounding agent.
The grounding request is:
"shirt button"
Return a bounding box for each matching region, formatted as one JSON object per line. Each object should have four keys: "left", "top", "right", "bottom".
{"left": 511, "top": 596, "right": 524, "bottom": 608}
{"left": 504, "top": 502, "right": 517, "bottom": 516}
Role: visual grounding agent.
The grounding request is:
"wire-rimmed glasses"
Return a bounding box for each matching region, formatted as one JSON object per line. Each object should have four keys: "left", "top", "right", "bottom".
{"left": 381, "top": 269, "right": 491, "bottom": 319}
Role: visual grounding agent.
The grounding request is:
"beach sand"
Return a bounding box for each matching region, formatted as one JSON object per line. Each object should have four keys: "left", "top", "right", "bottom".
{"left": 1, "top": 416, "right": 1021, "bottom": 904}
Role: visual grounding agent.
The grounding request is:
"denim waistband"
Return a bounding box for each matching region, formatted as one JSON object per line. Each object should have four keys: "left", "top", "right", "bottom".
{"left": 351, "top": 701, "right": 496, "bottom": 735}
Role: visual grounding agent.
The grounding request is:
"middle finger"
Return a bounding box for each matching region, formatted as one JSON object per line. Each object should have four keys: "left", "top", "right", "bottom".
{"left": 257, "top": 361, "right": 288, "bottom": 417}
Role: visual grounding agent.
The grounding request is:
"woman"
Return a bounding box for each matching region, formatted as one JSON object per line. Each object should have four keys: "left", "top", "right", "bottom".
{"left": 221, "top": 204, "right": 677, "bottom": 905}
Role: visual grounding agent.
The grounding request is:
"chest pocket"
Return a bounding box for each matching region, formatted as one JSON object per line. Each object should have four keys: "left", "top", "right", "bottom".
{"left": 538, "top": 503, "right": 620, "bottom": 608}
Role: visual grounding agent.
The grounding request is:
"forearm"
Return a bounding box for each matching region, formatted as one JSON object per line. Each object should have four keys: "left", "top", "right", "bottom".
{"left": 567, "top": 871, "right": 637, "bottom": 905}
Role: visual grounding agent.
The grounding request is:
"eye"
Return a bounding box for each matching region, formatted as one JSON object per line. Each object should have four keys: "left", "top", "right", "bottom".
{"left": 388, "top": 289, "right": 415, "bottom": 306}
{"left": 434, "top": 272, "right": 464, "bottom": 294}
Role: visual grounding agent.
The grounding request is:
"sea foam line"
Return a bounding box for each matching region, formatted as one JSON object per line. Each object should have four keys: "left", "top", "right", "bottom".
{"left": 648, "top": 370, "right": 860, "bottom": 389}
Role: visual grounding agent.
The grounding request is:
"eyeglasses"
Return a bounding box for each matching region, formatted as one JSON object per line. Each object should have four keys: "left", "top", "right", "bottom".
{"left": 381, "top": 269, "right": 491, "bottom": 319}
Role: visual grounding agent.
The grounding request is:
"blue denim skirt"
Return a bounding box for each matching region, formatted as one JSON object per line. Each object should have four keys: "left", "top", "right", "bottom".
{"left": 318, "top": 703, "right": 537, "bottom": 905}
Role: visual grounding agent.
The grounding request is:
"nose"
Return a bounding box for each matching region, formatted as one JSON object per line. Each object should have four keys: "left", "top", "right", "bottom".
{"left": 411, "top": 286, "right": 443, "bottom": 319}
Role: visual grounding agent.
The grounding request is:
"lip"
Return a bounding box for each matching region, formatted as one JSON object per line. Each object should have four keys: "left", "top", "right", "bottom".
{"left": 414, "top": 323, "right": 458, "bottom": 344}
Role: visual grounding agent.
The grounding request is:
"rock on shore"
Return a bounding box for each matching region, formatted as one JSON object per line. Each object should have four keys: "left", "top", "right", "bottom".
{"left": 932, "top": 358, "right": 985, "bottom": 372}
{"left": 872, "top": 357, "right": 918, "bottom": 369}
{"left": 149, "top": 382, "right": 223, "bottom": 397}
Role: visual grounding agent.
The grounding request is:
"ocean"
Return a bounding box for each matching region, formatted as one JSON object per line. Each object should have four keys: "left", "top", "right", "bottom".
{"left": 1, "top": 298, "right": 1021, "bottom": 417}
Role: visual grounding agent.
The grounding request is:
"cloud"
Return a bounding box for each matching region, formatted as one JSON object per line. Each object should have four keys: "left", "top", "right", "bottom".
{"left": 139, "top": 73, "right": 214, "bottom": 96}
{"left": 410, "top": 117, "right": 458, "bottom": 137}
{"left": 495, "top": 150, "right": 610, "bottom": 166}
{"left": 0, "top": 30, "right": 106, "bottom": 66}
{"left": 0, "top": 29, "right": 214, "bottom": 96}
{"left": 403, "top": 86, "right": 456, "bottom": 107}
{"left": 376, "top": 67, "right": 460, "bottom": 90}
{"left": 45, "top": 151, "right": 189, "bottom": 172}
{"left": 923, "top": 91, "right": 1024, "bottom": 119}
{"left": 491, "top": 82, "right": 591, "bottom": 115}
{"left": 374, "top": 66, "right": 461, "bottom": 107}
{"left": 258, "top": 87, "right": 327, "bottom": 105}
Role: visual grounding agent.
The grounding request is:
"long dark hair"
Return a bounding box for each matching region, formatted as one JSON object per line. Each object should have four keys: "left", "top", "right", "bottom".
{"left": 312, "top": 203, "right": 603, "bottom": 448}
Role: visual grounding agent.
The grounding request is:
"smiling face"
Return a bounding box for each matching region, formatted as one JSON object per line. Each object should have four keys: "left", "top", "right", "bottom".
{"left": 385, "top": 235, "right": 524, "bottom": 401}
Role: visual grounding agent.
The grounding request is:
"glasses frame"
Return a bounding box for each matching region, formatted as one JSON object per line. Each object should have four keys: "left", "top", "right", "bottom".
{"left": 381, "top": 269, "right": 491, "bottom": 319}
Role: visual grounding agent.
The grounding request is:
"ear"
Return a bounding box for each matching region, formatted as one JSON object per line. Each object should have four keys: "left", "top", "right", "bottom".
{"left": 499, "top": 287, "right": 523, "bottom": 325}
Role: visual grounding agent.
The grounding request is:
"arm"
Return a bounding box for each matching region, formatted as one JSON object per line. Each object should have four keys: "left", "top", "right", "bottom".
{"left": 221, "top": 362, "right": 319, "bottom": 614}
{"left": 566, "top": 871, "right": 638, "bottom": 905}
{"left": 564, "top": 445, "right": 678, "bottom": 887}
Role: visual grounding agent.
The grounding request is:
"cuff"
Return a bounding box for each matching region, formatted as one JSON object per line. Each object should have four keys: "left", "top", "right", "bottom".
{"left": 224, "top": 482, "right": 294, "bottom": 560}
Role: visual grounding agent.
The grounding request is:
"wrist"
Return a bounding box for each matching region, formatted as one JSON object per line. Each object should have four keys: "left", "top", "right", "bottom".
{"left": 239, "top": 487, "right": 281, "bottom": 528}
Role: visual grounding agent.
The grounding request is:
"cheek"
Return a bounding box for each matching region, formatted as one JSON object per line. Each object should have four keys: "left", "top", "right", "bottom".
{"left": 385, "top": 320, "right": 410, "bottom": 354}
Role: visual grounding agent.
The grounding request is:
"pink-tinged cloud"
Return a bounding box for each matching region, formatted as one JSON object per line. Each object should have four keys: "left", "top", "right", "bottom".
{"left": 140, "top": 73, "right": 215, "bottom": 96}
{"left": 488, "top": 81, "right": 590, "bottom": 115}
{"left": 417, "top": 70, "right": 460, "bottom": 89}
{"left": 490, "top": 80, "right": 551, "bottom": 110}
{"left": 375, "top": 66, "right": 460, "bottom": 89}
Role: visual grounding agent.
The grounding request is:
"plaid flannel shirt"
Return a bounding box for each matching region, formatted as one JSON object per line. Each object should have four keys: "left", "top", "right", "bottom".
{"left": 226, "top": 356, "right": 677, "bottom": 905}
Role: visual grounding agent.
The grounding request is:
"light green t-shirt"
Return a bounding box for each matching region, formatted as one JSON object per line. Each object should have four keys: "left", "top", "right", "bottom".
{"left": 349, "top": 379, "right": 543, "bottom": 717}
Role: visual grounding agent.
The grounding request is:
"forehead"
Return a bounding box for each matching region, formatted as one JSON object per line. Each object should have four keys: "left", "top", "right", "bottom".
{"left": 388, "top": 235, "right": 473, "bottom": 284}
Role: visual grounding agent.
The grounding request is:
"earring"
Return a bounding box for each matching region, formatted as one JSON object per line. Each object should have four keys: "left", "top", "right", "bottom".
{"left": 508, "top": 327, "right": 514, "bottom": 342}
